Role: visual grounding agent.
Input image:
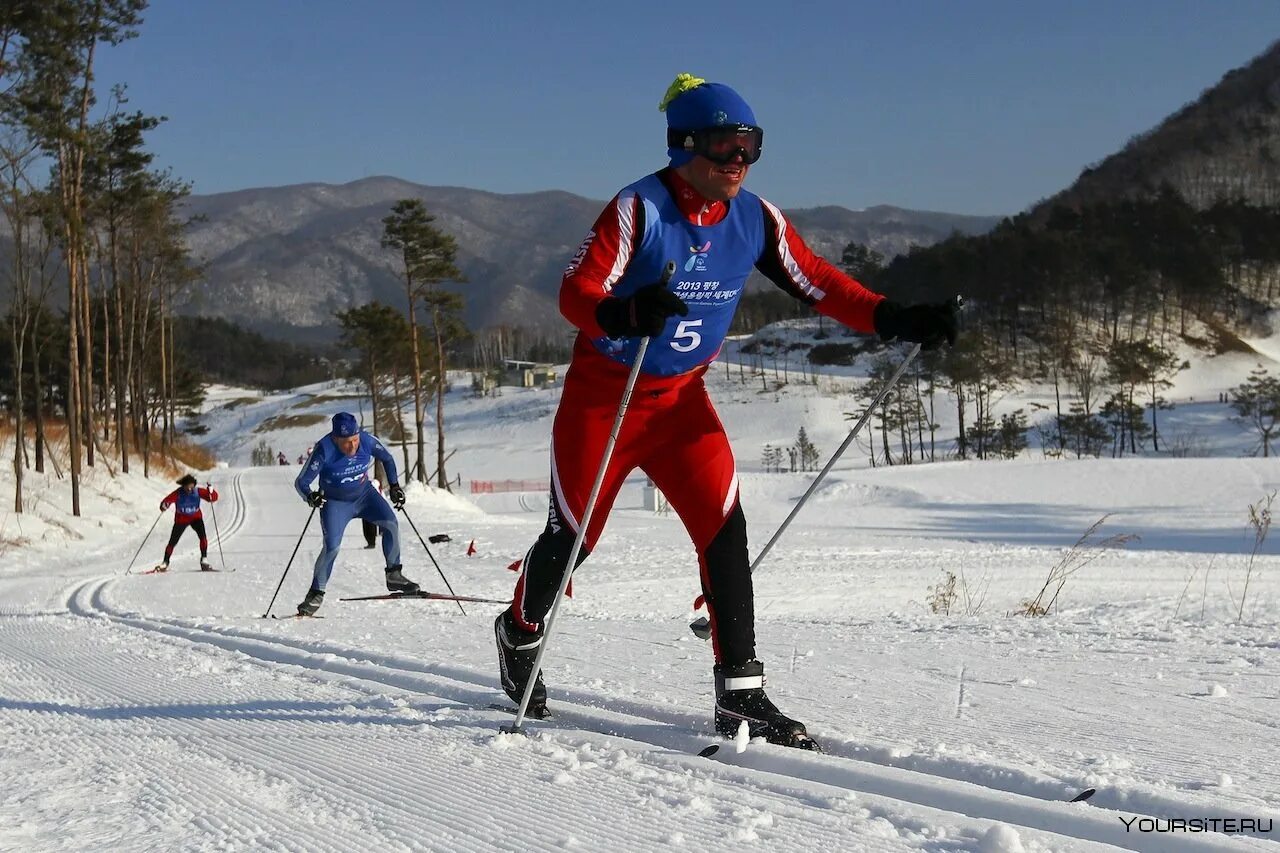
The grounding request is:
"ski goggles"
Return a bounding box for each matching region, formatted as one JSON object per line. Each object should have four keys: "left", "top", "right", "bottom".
{"left": 667, "top": 124, "right": 764, "bottom": 165}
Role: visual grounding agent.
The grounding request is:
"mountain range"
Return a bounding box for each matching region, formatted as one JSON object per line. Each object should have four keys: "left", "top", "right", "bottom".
{"left": 177, "top": 178, "right": 1000, "bottom": 343}
{"left": 1039, "top": 39, "right": 1280, "bottom": 212}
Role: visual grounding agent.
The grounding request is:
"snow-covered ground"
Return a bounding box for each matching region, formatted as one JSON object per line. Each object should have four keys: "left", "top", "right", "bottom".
{"left": 1, "top": 337, "right": 1278, "bottom": 852}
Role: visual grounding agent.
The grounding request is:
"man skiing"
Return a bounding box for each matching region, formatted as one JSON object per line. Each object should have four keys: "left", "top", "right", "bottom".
{"left": 294, "top": 412, "right": 415, "bottom": 616}
{"left": 156, "top": 474, "right": 219, "bottom": 572}
{"left": 495, "top": 73, "right": 957, "bottom": 749}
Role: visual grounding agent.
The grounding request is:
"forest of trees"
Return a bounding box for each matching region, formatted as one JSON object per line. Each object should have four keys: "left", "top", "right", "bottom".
{"left": 2, "top": 4, "right": 1277, "bottom": 521}
{"left": 0, "top": 1, "right": 210, "bottom": 515}
{"left": 729, "top": 188, "right": 1280, "bottom": 466}
{"left": 171, "top": 316, "right": 335, "bottom": 390}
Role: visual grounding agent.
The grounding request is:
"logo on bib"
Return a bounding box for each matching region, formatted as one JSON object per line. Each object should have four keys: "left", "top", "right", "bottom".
{"left": 685, "top": 241, "right": 711, "bottom": 272}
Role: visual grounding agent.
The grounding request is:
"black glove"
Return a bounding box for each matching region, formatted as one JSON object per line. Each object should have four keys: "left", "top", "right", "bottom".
{"left": 306, "top": 491, "right": 326, "bottom": 509}
{"left": 596, "top": 282, "right": 688, "bottom": 338}
{"left": 389, "top": 483, "right": 406, "bottom": 510}
{"left": 873, "top": 300, "right": 958, "bottom": 351}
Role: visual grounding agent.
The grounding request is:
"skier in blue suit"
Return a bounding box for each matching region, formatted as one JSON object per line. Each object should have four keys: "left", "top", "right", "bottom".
{"left": 293, "top": 412, "right": 418, "bottom": 616}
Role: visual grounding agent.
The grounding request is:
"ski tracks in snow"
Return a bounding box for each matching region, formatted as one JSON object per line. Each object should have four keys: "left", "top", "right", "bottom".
{"left": 1, "top": 467, "right": 1271, "bottom": 852}
{"left": 38, "top": 573, "right": 1266, "bottom": 852}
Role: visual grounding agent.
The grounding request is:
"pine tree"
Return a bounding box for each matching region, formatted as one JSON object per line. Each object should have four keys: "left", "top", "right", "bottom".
{"left": 795, "top": 426, "right": 820, "bottom": 472}
{"left": 382, "top": 199, "right": 466, "bottom": 487}
{"left": 1231, "top": 366, "right": 1280, "bottom": 457}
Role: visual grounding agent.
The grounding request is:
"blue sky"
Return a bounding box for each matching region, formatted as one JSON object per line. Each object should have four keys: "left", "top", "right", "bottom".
{"left": 94, "top": 1, "right": 1280, "bottom": 215}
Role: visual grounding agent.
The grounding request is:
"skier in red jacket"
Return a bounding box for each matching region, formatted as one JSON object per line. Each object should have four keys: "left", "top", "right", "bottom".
{"left": 495, "top": 73, "right": 956, "bottom": 749}
{"left": 156, "top": 474, "right": 219, "bottom": 572}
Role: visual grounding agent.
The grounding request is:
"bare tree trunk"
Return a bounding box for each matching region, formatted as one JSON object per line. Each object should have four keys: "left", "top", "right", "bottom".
{"left": 879, "top": 404, "right": 891, "bottom": 466}
{"left": 135, "top": 247, "right": 157, "bottom": 478}
{"left": 57, "top": 27, "right": 101, "bottom": 515}
{"left": 367, "top": 354, "right": 380, "bottom": 434}
{"left": 125, "top": 232, "right": 142, "bottom": 461}
{"left": 433, "top": 307, "right": 448, "bottom": 490}
{"left": 113, "top": 233, "right": 128, "bottom": 472}
{"left": 390, "top": 366, "right": 411, "bottom": 477}
{"left": 65, "top": 219, "right": 83, "bottom": 515}
{"left": 99, "top": 270, "right": 110, "bottom": 443}
{"left": 405, "top": 280, "right": 426, "bottom": 483}
{"left": 1128, "top": 387, "right": 1138, "bottom": 455}
{"left": 33, "top": 345, "right": 45, "bottom": 475}
{"left": 4, "top": 170, "right": 31, "bottom": 511}
{"left": 11, "top": 303, "right": 26, "bottom": 514}
{"left": 81, "top": 250, "right": 95, "bottom": 468}
{"left": 1052, "top": 364, "right": 1065, "bottom": 452}
{"left": 166, "top": 297, "right": 176, "bottom": 447}
{"left": 158, "top": 282, "right": 169, "bottom": 454}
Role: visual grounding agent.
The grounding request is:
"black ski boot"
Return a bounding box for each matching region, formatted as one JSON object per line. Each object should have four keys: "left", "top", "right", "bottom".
{"left": 297, "top": 588, "right": 325, "bottom": 617}
{"left": 384, "top": 565, "right": 420, "bottom": 594}
{"left": 715, "top": 660, "right": 820, "bottom": 751}
{"left": 494, "top": 609, "right": 548, "bottom": 718}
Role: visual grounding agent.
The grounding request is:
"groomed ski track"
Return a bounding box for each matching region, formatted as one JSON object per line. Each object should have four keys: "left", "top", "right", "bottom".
{"left": 1, "top": 469, "right": 1273, "bottom": 851}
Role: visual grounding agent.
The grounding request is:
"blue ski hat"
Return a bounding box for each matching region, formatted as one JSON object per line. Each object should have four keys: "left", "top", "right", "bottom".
{"left": 660, "top": 73, "right": 757, "bottom": 167}
{"left": 331, "top": 412, "right": 359, "bottom": 438}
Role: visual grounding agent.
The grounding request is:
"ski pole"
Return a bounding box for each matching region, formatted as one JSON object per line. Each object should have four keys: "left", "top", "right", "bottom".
{"left": 757, "top": 342, "right": 923, "bottom": 568}
{"left": 207, "top": 481, "right": 231, "bottom": 572}
{"left": 689, "top": 343, "right": 924, "bottom": 641}
{"left": 504, "top": 261, "right": 676, "bottom": 735}
{"left": 397, "top": 505, "right": 466, "bottom": 615}
{"left": 262, "top": 504, "right": 317, "bottom": 618}
{"left": 748, "top": 295, "right": 963, "bottom": 575}
{"left": 125, "top": 510, "right": 164, "bottom": 575}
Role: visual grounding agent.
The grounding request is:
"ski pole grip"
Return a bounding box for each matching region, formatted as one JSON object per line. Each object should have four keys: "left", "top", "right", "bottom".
{"left": 660, "top": 260, "right": 675, "bottom": 287}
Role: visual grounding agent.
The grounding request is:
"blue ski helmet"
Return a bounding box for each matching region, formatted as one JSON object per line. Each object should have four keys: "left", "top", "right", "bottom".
{"left": 331, "top": 412, "right": 359, "bottom": 438}
{"left": 660, "top": 73, "right": 757, "bottom": 167}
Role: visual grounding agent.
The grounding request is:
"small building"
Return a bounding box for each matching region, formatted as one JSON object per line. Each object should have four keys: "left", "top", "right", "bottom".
{"left": 642, "top": 478, "right": 669, "bottom": 514}
{"left": 501, "top": 359, "right": 557, "bottom": 388}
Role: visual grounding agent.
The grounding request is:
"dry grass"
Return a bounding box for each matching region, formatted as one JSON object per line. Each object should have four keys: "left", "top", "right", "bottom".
{"left": 168, "top": 436, "right": 218, "bottom": 472}
{"left": 292, "top": 393, "right": 365, "bottom": 410}
{"left": 926, "top": 570, "right": 958, "bottom": 615}
{"left": 1236, "top": 491, "right": 1274, "bottom": 623}
{"left": 0, "top": 419, "right": 218, "bottom": 483}
{"left": 1016, "top": 514, "right": 1139, "bottom": 617}
{"left": 925, "top": 567, "right": 988, "bottom": 617}
{"left": 1199, "top": 319, "right": 1257, "bottom": 356}
{"left": 254, "top": 413, "right": 327, "bottom": 433}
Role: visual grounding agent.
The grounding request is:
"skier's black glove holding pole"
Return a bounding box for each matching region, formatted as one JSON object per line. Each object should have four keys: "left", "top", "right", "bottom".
{"left": 305, "top": 491, "right": 325, "bottom": 509}
{"left": 389, "top": 483, "right": 406, "bottom": 510}
{"left": 595, "top": 275, "right": 688, "bottom": 338}
{"left": 873, "top": 299, "right": 959, "bottom": 351}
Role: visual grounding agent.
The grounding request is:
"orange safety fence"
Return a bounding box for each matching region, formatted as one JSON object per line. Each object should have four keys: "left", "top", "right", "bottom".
{"left": 470, "top": 479, "right": 550, "bottom": 494}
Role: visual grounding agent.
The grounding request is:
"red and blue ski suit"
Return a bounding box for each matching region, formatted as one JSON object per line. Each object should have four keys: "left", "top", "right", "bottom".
{"left": 510, "top": 167, "right": 885, "bottom": 665}
{"left": 159, "top": 485, "right": 218, "bottom": 564}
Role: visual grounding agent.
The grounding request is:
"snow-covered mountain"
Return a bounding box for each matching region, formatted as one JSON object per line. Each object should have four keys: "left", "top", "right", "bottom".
{"left": 2, "top": 338, "right": 1277, "bottom": 851}
{"left": 177, "top": 177, "right": 1000, "bottom": 343}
